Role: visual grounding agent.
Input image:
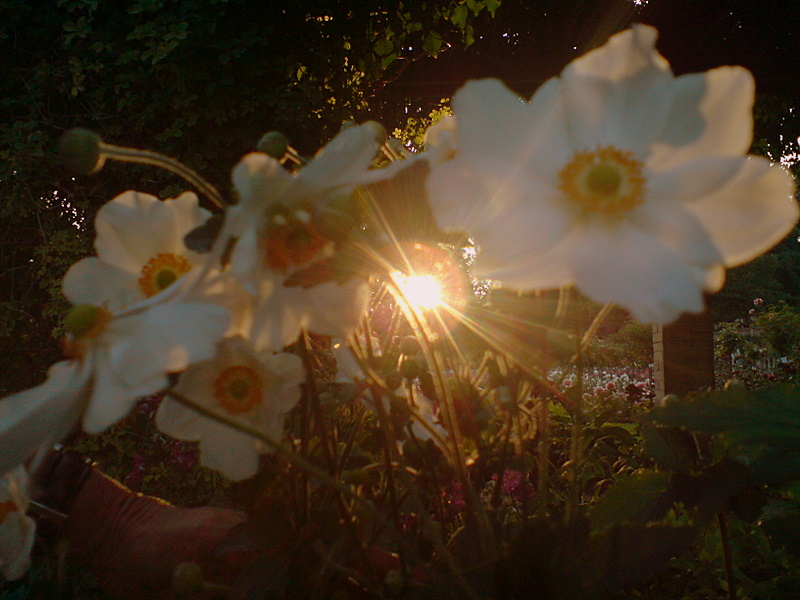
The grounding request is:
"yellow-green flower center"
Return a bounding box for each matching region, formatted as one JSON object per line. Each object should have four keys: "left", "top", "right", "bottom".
{"left": 559, "top": 145, "right": 646, "bottom": 217}
{"left": 139, "top": 253, "right": 192, "bottom": 297}
{"left": 62, "top": 304, "right": 112, "bottom": 360}
{"left": 213, "top": 365, "right": 263, "bottom": 415}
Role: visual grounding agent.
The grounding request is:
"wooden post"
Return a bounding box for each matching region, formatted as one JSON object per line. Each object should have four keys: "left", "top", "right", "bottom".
{"left": 653, "top": 310, "right": 715, "bottom": 400}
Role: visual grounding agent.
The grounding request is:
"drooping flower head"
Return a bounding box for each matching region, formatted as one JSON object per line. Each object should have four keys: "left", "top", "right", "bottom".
{"left": 225, "top": 123, "right": 385, "bottom": 350}
{"left": 426, "top": 25, "right": 798, "bottom": 323}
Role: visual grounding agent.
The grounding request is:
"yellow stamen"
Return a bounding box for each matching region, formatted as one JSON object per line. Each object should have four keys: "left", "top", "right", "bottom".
{"left": 139, "top": 253, "right": 192, "bottom": 297}
{"left": 213, "top": 365, "right": 263, "bottom": 415}
{"left": 559, "top": 145, "right": 646, "bottom": 217}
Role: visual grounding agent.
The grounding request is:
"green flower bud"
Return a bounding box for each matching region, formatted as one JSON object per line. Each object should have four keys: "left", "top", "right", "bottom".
{"left": 383, "top": 569, "right": 405, "bottom": 598}
{"left": 257, "top": 131, "right": 289, "bottom": 159}
{"left": 58, "top": 128, "right": 105, "bottom": 175}
{"left": 172, "top": 562, "right": 204, "bottom": 599}
{"left": 63, "top": 304, "right": 102, "bottom": 338}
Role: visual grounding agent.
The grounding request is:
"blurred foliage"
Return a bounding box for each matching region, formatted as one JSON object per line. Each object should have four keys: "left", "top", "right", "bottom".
{"left": 715, "top": 301, "right": 800, "bottom": 389}
{"left": 0, "top": 0, "right": 501, "bottom": 396}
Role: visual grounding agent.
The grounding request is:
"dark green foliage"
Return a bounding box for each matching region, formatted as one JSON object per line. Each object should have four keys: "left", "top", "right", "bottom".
{"left": 0, "top": 0, "right": 497, "bottom": 396}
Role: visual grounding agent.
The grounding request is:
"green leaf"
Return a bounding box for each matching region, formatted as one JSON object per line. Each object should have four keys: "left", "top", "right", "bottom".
{"left": 640, "top": 421, "right": 699, "bottom": 473}
{"left": 374, "top": 38, "right": 393, "bottom": 56}
{"left": 450, "top": 4, "right": 468, "bottom": 29}
{"left": 584, "top": 523, "right": 696, "bottom": 596}
{"left": 744, "top": 447, "right": 800, "bottom": 485}
{"left": 422, "top": 31, "right": 443, "bottom": 56}
{"left": 643, "top": 384, "right": 800, "bottom": 449}
{"left": 590, "top": 469, "right": 673, "bottom": 530}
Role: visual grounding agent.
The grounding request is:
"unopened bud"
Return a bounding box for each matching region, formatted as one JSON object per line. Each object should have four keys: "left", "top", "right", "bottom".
{"left": 383, "top": 569, "right": 405, "bottom": 597}
{"left": 257, "top": 131, "right": 289, "bottom": 159}
{"left": 58, "top": 128, "right": 105, "bottom": 175}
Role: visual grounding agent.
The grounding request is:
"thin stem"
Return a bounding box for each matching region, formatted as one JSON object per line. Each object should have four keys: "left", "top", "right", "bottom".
{"left": 100, "top": 142, "right": 226, "bottom": 209}
{"left": 718, "top": 511, "right": 738, "bottom": 600}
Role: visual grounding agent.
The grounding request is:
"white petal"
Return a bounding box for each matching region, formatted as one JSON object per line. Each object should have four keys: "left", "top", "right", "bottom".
{"left": 306, "top": 279, "right": 370, "bottom": 340}
{"left": 83, "top": 351, "right": 166, "bottom": 433}
{"left": 570, "top": 222, "right": 706, "bottom": 323}
{"left": 95, "top": 191, "right": 205, "bottom": 272}
{"left": 685, "top": 156, "right": 798, "bottom": 266}
{"left": 648, "top": 67, "right": 755, "bottom": 172}
{"left": 108, "top": 302, "right": 230, "bottom": 382}
{"left": 62, "top": 257, "right": 142, "bottom": 310}
{"left": 232, "top": 153, "right": 292, "bottom": 210}
{"left": 452, "top": 77, "right": 570, "bottom": 177}
{"left": 300, "top": 123, "right": 381, "bottom": 191}
{"left": 629, "top": 198, "right": 722, "bottom": 269}
{"left": 250, "top": 281, "right": 307, "bottom": 351}
{"left": 428, "top": 158, "right": 570, "bottom": 248}
{"left": 565, "top": 26, "right": 669, "bottom": 83}
{"left": 0, "top": 512, "right": 35, "bottom": 580}
{"left": 197, "top": 424, "right": 260, "bottom": 481}
{"left": 0, "top": 361, "right": 89, "bottom": 474}
{"left": 482, "top": 226, "right": 579, "bottom": 290}
{"left": 647, "top": 156, "right": 747, "bottom": 207}
{"left": 561, "top": 72, "right": 673, "bottom": 155}
{"left": 155, "top": 396, "right": 205, "bottom": 442}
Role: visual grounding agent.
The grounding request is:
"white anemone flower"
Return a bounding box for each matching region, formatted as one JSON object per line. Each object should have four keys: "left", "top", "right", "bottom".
{"left": 0, "top": 466, "right": 35, "bottom": 581}
{"left": 63, "top": 191, "right": 212, "bottom": 312}
{"left": 426, "top": 25, "right": 799, "bottom": 323}
{"left": 0, "top": 299, "right": 231, "bottom": 474}
{"left": 223, "top": 123, "right": 382, "bottom": 349}
{"left": 156, "top": 336, "right": 304, "bottom": 481}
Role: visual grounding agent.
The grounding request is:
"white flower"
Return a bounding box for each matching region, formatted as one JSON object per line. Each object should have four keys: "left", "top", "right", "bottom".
{"left": 0, "top": 303, "right": 230, "bottom": 469}
{"left": 0, "top": 296, "right": 230, "bottom": 473}
{"left": 426, "top": 25, "right": 799, "bottom": 323}
{"left": 223, "top": 124, "right": 381, "bottom": 349}
{"left": 0, "top": 466, "right": 35, "bottom": 581}
{"left": 156, "top": 336, "right": 304, "bottom": 481}
{"left": 63, "top": 191, "right": 212, "bottom": 312}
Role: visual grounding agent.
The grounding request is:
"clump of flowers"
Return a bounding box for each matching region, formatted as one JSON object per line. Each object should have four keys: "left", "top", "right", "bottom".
{"left": 0, "top": 25, "right": 797, "bottom": 596}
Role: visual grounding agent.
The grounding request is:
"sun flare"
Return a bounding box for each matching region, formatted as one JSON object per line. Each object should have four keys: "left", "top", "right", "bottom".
{"left": 392, "top": 273, "right": 445, "bottom": 309}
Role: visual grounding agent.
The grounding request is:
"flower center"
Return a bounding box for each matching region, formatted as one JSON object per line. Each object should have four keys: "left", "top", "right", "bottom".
{"left": 264, "top": 208, "right": 328, "bottom": 273}
{"left": 62, "top": 304, "right": 112, "bottom": 360}
{"left": 139, "top": 253, "right": 192, "bottom": 297}
{"left": 558, "top": 145, "right": 646, "bottom": 217}
{"left": 213, "top": 365, "right": 263, "bottom": 415}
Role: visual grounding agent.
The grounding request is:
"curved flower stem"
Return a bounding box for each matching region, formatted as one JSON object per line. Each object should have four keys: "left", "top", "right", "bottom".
{"left": 99, "top": 142, "right": 227, "bottom": 209}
